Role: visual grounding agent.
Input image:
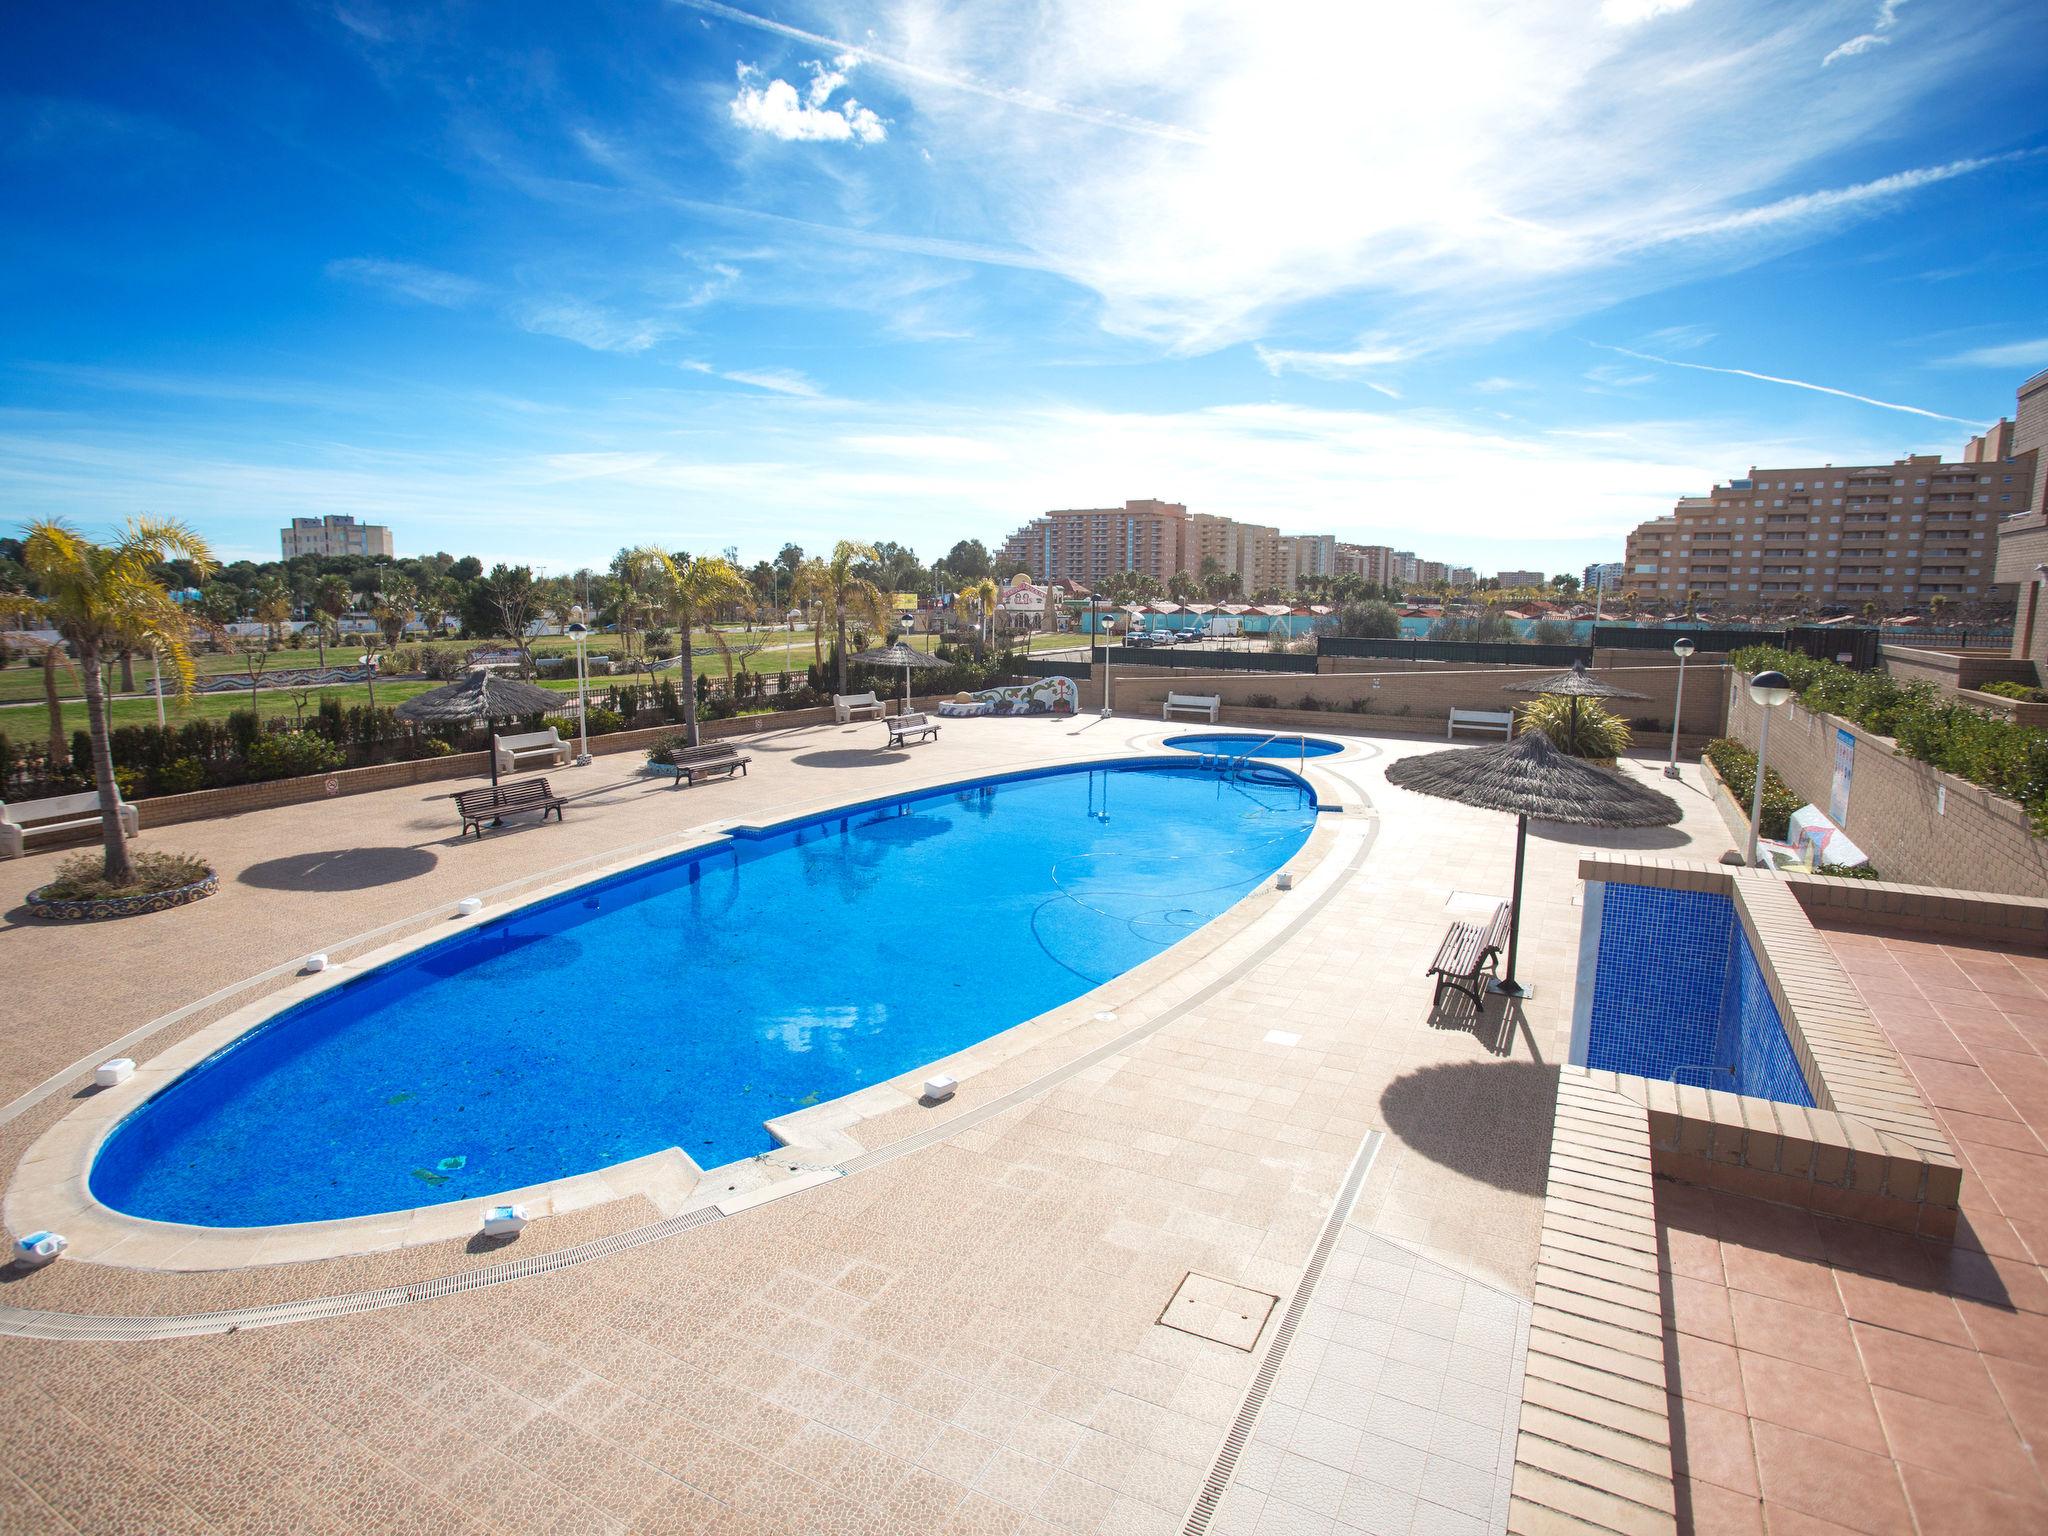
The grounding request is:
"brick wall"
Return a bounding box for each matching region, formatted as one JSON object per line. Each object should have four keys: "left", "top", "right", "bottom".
{"left": 1113, "top": 662, "right": 1730, "bottom": 741}
{"left": 1726, "top": 684, "right": 2048, "bottom": 897}
{"left": 1880, "top": 645, "right": 2038, "bottom": 694}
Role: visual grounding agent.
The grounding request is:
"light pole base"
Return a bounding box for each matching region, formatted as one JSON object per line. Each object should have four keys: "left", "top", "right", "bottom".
{"left": 1663, "top": 764, "right": 1682, "bottom": 779}
{"left": 575, "top": 754, "right": 592, "bottom": 767}
{"left": 1488, "top": 979, "right": 1536, "bottom": 1001}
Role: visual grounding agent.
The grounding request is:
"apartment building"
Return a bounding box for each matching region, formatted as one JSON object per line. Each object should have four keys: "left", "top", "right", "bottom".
{"left": 1335, "top": 542, "right": 1395, "bottom": 584}
{"left": 1584, "top": 561, "right": 1626, "bottom": 593}
{"left": 996, "top": 499, "right": 1189, "bottom": 586}
{"left": 1618, "top": 428, "right": 2035, "bottom": 606}
{"left": 1994, "top": 372, "right": 2048, "bottom": 669}
{"left": 1495, "top": 568, "right": 1546, "bottom": 588}
{"left": 1191, "top": 513, "right": 1283, "bottom": 590}
{"left": 1276, "top": 533, "right": 1336, "bottom": 590}
{"left": 280, "top": 515, "right": 394, "bottom": 559}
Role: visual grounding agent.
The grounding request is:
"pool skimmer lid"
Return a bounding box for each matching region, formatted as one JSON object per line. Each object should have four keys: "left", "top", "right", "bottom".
{"left": 1159, "top": 1271, "right": 1278, "bottom": 1351}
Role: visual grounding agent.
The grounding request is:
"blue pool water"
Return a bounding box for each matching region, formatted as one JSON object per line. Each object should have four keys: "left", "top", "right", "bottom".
{"left": 1164, "top": 733, "right": 1343, "bottom": 759}
{"left": 91, "top": 761, "right": 1317, "bottom": 1228}
{"left": 1582, "top": 883, "right": 1814, "bottom": 1105}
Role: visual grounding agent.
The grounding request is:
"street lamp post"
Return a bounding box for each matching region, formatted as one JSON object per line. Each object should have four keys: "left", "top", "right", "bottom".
{"left": 567, "top": 612, "right": 591, "bottom": 765}
{"left": 1664, "top": 636, "right": 1695, "bottom": 779}
{"left": 359, "top": 654, "right": 379, "bottom": 713}
{"left": 152, "top": 649, "right": 165, "bottom": 730}
{"left": 1745, "top": 669, "right": 1795, "bottom": 867}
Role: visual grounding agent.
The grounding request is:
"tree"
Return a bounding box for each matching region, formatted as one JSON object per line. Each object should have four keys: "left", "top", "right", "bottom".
{"left": 946, "top": 539, "right": 991, "bottom": 581}
{"left": 371, "top": 577, "right": 417, "bottom": 650}
{"left": 657, "top": 551, "right": 751, "bottom": 746}
{"left": 1337, "top": 601, "right": 1401, "bottom": 639}
{"left": 1554, "top": 574, "right": 1581, "bottom": 596}
{"left": 251, "top": 575, "right": 293, "bottom": 644}
{"left": 0, "top": 628, "right": 73, "bottom": 773}
{"left": 794, "top": 541, "right": 891, "bottom": 694}
{"left": 16, "top": 519, "right": 215, "bottom": 883}
{"left": 956, "top": 576, "right": 1000, "bottom": 650}
{"left": 312, "top": 574, "right": 352, "bottom": 666}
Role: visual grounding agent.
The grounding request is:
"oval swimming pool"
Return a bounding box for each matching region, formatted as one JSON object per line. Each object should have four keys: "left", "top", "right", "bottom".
{"left": 1165, "top": 732, "right": 1344, "bottom": 759}
{"left": 90, "top": 760, "right": 1317, "bottom": 1227}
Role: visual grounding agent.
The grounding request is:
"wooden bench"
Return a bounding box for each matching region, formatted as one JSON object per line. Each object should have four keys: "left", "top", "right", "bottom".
{"left": 1448, "top": 707, "right": 1515, "bottom": 740}
{"left": 1162, "top": 692, "right": 1221, "bottom": 723}
{"left": 1, "top": 791, "right": 140, "bottom": 858}
{"left": 493, "top": 727, "right": 571, "bottom": 775}
{"left": 1426, "top": 902, "right": 1513, "bottom": 1009}
{"left": 666, "top": 743, "right": 752, "bottom": 788}
{"left": 834, "top": 691, "right": 886, "bottom": 724}
{"left": 454, "top": 778, "right": 566, "bottom": 837}
{"left": 886, "top": 712, "right": 941, "bottom": 747}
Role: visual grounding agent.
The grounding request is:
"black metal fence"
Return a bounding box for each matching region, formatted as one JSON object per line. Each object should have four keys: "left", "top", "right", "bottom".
{"left": 1317, "top": 637, "right": 1589, "bottom": 667}
{"left": 1109, "top": 646, "right": 1320, "bottom": 673}
{"left": 1589, "top": 626, "right": 1786, "bottom": 654}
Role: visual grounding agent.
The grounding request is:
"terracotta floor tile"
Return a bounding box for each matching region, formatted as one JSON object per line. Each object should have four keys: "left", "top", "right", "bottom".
{"left": 1813, "top": 1221, "right": 1932, "bottom": 1288}
{"left": 1665, "top": 1329, "right": 1745, "bottom": 1414}
{"left": 1681, "top": 1477, "right": 1762, "bottom": 1535}
{"left": 1986, "top": 1354, "right": 2048, "bottom": 1451}
{"left": 1668, "top": 1273, "right": 1737, "bottom": 1346}
{"left": 1719, "top": 1245, "right": 1841, "bottom": 1313}
{"left": 1711, "top": 1196, "right": 1825, "bottom": 1260}
{"left": 1870, "top": 1386, "right": 2043, "bottom": 1494}
{"left": 1908, "top": 1059, "right": 2019, "bottom": 1121}
{"left": 1728, "top": 1291, "right": 1861, "bottom": 1377}
{"left": 1831, "top": 1272, "right": 1969, "bottom": 1348}
{"left": 1958, "top": 1297, "right": 2048, "bottom": 1370}
{"left": 1851, "top": 1323, "right": 2005, "bottom": 1417}
{"left": 1737, "top": 1354, "right": 1885, "bottom": 1456}
{"left": 1662, "top": 1225, "right": 1725, "bottom": 1284}
{"left": 1898, "top": 1462, "right": 2048, "bottom": 1536}
{"left": 1669, "top": 1394, "right": 1758, "bottom": 1499}
{"left": 1749, "top": 1421, "right": 1913, "bottom": 1536}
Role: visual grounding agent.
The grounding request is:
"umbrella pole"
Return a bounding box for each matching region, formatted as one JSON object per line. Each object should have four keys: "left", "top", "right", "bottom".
{"left": 1490, "top": 812, "right": 1533, "bottom": 1000}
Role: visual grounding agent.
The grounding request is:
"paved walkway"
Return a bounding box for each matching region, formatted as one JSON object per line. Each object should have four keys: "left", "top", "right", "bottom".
{"left": 1, "top": 717, "right": 1736, "bottom": 1534}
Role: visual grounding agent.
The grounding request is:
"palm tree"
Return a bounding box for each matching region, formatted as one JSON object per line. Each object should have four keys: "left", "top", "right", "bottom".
{"left": 795, "top": 541, "right": 891, "bottom": 693}
{"left": 311, "top": 573, "right": 353, "bottom": 666}
{"left": 17, "top": 518, "right": 215, "bottom": 882}
{"left": 958, "top": 575, "right": 1000, "bottom": 650}
{"left": 655, "top": 550, "right": 751, "bottom": 746}
{"left": 370, "top": 578, "right": 416, "bottom": 650}
{"left": 0, "top": 624, "right": 74, "bottom": 774}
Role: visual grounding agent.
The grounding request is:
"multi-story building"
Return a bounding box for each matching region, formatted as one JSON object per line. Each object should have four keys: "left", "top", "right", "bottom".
{"left": 1583, "top": 561, "right": 1626, "bottom": 593}
{"left": 997, "top": 499, "right": 1189, "bottom": 586}
{"left": 1190, "top": 513, "right": 1282, "bottom": 590}
{"left": 1276, "top": 533, "right": 1336, "bottom": 591}
{"left": 280, "top": 515, "right": 394, "bottom": 559}
{"left": 1334, "top": 542, "right": 1395, "bottom": 584}
{"left": 1995, "top": 374, "right": 2048, "bottom": 669}
{"left": 1618, "top": 428, "right": 2034, "bottom": 607}
{"left": 1494, "top": 569, "right": 1546, "bottom": 589}
{"left": 1446, "top": 566, "right": 1477, "bottom": 588}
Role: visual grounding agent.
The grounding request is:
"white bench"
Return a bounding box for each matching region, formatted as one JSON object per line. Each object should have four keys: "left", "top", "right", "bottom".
{"left": 1162, "top": 693, "right": 1221, "bottom": 723}
{"left": 834, "top": 691, "right": 886, "bottom": 724}
{"left": 1, "top": 791, "right": 140, "bottom": 858}
{"left": 493, "top": 728, "right": 571, "bottom": 774}
{"left": 1448, "top": 708, "right": 1515, "bottom": 740}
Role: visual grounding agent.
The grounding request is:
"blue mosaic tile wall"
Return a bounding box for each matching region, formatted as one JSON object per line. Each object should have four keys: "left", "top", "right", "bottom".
{"left": 1585, "top": 883, "right": 1815, "bottom": 1108}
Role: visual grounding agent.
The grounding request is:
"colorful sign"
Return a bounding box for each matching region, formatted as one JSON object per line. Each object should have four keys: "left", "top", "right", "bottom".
{"left": 1829, "top": 727, "right": 1855, "bottom": 825}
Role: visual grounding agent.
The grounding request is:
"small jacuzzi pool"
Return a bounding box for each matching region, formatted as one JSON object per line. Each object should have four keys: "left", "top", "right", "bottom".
{"left": 1165, "top": 732, "right": 1344, "bottom": 759}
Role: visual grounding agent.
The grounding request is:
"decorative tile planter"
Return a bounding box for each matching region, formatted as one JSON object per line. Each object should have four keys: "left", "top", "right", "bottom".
{"left": 25, "top": 870, "right": 219, "bottom": 922}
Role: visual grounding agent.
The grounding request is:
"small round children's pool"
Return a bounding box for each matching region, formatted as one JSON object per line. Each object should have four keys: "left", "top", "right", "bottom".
{"left": 1164, "top": 732, "right": 1344, "bottom": 759}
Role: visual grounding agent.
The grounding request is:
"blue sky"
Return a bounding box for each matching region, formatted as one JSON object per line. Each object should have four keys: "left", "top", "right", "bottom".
{"left": 3, "top": 0, "right": 2046, "bottom": 576}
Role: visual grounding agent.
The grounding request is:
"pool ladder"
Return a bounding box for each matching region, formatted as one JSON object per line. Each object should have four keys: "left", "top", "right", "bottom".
{"left": 1670, "top": 1063, "right": 1736, "bottom": 1089}
{"left": 1199, "top": 733, "right": 1309, "bottom": 780}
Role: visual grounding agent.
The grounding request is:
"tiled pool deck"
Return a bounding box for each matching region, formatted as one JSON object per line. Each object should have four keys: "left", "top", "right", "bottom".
{"left": 1660, "top": 922, "right": 2048, "bottom": 1535}
{"left": 2, "top": 713, "right": 2033, "bottom": 1534}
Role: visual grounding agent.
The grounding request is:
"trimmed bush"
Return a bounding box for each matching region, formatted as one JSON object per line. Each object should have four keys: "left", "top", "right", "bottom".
{"left": 37, "top": 849, "right": 212, "bottom": 901}
{"left": 1518, "top": 695, "right": 1631, "bottom": 759}
{"left": 1978, "top": 680, "right": 2046, "bottom": 703}
{"left": 1704, "top": 737, "right": 1801, "bottom": 840}
{"left": 245, "top": 730, "right": 346, "bottom": 781}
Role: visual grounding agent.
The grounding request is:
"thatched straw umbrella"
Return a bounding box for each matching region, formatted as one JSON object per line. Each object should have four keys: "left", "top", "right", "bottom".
{"left": 1385, "top": 731, "right": 1682, "bottom": 997}
{"left": 395, "top": 668, "right": 563, "bottom": 789}
{"left": 1502, "top": 659, "right": 1649, "bottom": 740}
{"left": 848, "top": 641, "right": 946, "bottom": 717}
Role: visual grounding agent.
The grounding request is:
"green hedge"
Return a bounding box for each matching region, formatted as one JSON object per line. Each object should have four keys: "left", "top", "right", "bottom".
{"left": 1978, "top": 680, "right": 2047, "bottom": 703}
{"left": 1731, "top": 645, "right": 2048, "bottom": 835}
{"left": 1704, "top": 737, "right": 1801, "bottom": 840}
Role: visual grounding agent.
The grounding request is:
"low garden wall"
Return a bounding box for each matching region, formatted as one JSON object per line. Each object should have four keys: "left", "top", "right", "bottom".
{"left": 1110, "top": 661, "right": 1731, "bottom": 742}
{"left": 134, "top": 706, "right": 840, "bottom": 829}
{"left": 1726, "top": 683, "right": 2048, "bottom": 897}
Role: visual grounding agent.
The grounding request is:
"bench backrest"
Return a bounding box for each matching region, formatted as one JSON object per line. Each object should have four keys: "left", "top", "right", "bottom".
{"left": 1483, "top": 902, "right": 1513, "bottom": 948}
{"left": 457, "top": 779, "right": 555, "bottom": 813}
{"left": 1166, "top": 693, "right": 1220, "bottom": 706}
{"left": 836, "top": 692, "right": 880, "bottom": 707}
{"left": 673, "top": 744, "right": 740, "bottom": 763}
{"left": 495, "top": 729, "right": 563, "bottom": 751}
{"left": 893, "top": 712, "right": 929, "bottom": 727}
{"left": 1, "top": 791, "right": 119, "bottom": 827}
{"left": 1450, "top": 708, "right": 1513, "bottom": 722}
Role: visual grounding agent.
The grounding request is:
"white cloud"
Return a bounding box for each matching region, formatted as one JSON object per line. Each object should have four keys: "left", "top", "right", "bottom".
{"left": 325, "top": 257, "right": 483, "bottom": 308}
{"left": 750, "top": 0, "right": 2011, "bottom": 355}
{"left": 721, "top": 367, "right": 822, "bottom": 397}
{"left": 1471, "top": 377, "right": 1529, "bottom": 393}
{"left": 730, "top": 59, "right": 885, "bottom": 145}
{"left": 512, "top": 299, "right": 673, "bottom": 353}
{"left": 1934, "top": 338, "right": 2048, "bottom": 370}
{"left": 1254, "top": 342, "right": 1410, "bottom": 380}
{"left": 1826, "top": 0, "right": 1908, "bottom": 66}
{"left": 1601, "top": 0, "right": 1697, "bottom": 23}
{"left": 1594, "top": 344, "right": 1983, "bottom": 425}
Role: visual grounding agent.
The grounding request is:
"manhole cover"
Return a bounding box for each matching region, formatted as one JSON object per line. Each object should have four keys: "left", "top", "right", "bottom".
{"left": 1158, "top": 1271, "right": 1279, "bottom": 1350}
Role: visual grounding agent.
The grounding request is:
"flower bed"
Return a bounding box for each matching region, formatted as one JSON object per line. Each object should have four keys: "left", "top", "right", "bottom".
{"left": 26, "top": 850, "right": 219, "bottom": 921}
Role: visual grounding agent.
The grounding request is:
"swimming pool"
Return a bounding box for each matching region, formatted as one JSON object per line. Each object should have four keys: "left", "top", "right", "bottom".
{"left": 1164, "top": 733, "right": 1344, "bottom": 759}
{"left": 1575, "top": 882, "right": 1814, "bottom": 1106}
{"left": 90, "top": 760, "right": 1318, "bottom": 1228}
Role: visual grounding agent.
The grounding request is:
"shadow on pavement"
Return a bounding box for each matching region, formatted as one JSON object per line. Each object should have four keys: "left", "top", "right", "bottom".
{"left": 239, "top": 846, "right": 439, "bottom": 891}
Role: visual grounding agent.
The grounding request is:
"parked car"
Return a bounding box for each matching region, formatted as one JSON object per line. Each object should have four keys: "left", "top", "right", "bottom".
{"left": 1173, "top": 628, "right": 1204, "bottom": 644}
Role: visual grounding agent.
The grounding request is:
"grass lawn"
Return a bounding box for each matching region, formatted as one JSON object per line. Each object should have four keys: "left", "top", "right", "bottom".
{"left": 0, "top": 627, "right": 1085, "bottom": 735}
